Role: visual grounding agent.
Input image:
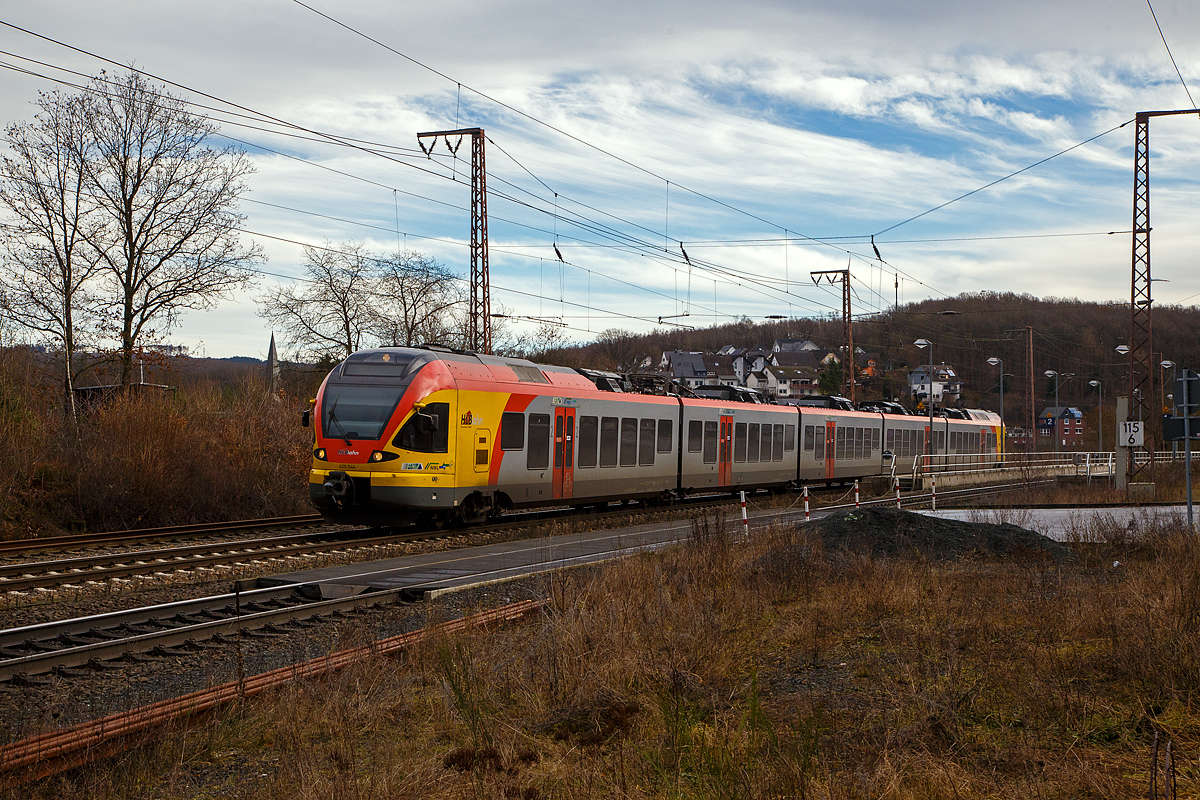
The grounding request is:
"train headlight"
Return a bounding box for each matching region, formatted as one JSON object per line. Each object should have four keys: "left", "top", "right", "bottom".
{"left": 314, "top": 448, "right": 327, "bottom": 461}
{"left": 370, "top": 450, "right": 399, "bottom": 462}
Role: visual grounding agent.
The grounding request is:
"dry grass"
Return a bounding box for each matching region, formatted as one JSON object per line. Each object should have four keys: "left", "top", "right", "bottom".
{"left": 0, "top": 371, "right": 313, "bottom": 537}
{"left": 16, "top": 511, "right": 1200, "bottom": 799}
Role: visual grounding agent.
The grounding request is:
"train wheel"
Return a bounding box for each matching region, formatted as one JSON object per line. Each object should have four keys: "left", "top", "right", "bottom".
{"left": 416, "top": 512, "right": 447, "bottom": 531}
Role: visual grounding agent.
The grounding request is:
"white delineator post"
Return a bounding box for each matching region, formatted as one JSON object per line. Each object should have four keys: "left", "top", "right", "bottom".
{"left": 895, "top": 476, "right": 901, "bottom": 508}
{"left": 854, "top": 480, "right": 860, "bottom": 508}
{"left": 931, "top": 475, "right": 937, "bottom": 511}
{"left": 739, "top": 490, "right": 749, "bottom": 537}
{"left": 803, "top": 485, "right": 810, "bottom": 523}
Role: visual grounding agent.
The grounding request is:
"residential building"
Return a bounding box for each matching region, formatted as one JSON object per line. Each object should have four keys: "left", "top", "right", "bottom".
{"left": 1037, "top": 406, "right": 1086, "bottom": 449}
{"left": 907, "top": 364, "right": 962, "bottom": 406}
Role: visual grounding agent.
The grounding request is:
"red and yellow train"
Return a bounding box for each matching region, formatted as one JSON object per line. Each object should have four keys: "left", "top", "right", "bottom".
{"left": 307, "top": 346, "right": 1002, "bottom": 527}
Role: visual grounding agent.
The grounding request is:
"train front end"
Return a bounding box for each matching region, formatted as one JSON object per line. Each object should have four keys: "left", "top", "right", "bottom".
{"left": 308, "top": 348, "right": 458, "bottom": 527}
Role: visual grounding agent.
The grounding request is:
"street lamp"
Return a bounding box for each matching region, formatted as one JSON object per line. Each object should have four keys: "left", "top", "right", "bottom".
{"left": 986, "top": 357, "right": 1004, "bottom": 423}
{"left": 915, "top": 339, "right": 933, "bottom": 464}
{"left": 1161, "top": 359, "right": 1176, "bottom": 413}
{"left": 1044, "top": 370, "right": 1074, "bottom": 452}
{"left": 1089, "top": 380, "right": 1102, "bottom": 454}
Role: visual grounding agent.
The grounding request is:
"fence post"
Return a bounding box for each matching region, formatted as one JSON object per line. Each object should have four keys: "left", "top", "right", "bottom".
{"left": 739, "top": 490, "right": 749, "bottom": 538}
{"left": 854, "top": 479, "right": 860, "bottom": 508}
{"left": 804, "top": 485, "right": 810, "bottom": 523}
{"left": 931, "top": 475, "right": 937, "bottom": 511}
{"left": 894, "top": 476, "right": 901, "bottom": 508}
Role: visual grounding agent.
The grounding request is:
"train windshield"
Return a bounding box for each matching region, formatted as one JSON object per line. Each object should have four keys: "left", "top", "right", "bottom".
{"left": 321, "top": 385, "right": 404, "bottom": 441}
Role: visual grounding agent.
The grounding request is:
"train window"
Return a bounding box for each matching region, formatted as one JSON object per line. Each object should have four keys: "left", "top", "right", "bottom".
{"left": 784, "top": 424, "right": 795, "bottom": 452}
{"left": 886, "top": 429, "right": 895, "bottom": 452}
{"left": 747, "top": 423, "right": 760, "bottom": 462}
{"left": 393, "top": 402, "right": 449, "bottom": 453}
{"left": 600, "top": 417, "right": 619, "bottom": 467}
{"left": 620, "top": 418, "right": 638, "bottom": 467}
{"left": 639, "top": 419, "right": 656, "bottom": 466}
{"left": 872, "top": 428, "right": 881, "bottom": 452}
{"left": 734, "top": 422, "right": 747, "bottom": 462}
{"left": 761, "top": 424, "right": 772, "bottom": 463}
{"left": 803, "top": 425, "right": 814, "bottom": 452}
{"left": 855, "top": 427, "right": 864, "bottom": 460}
{"left": 527, "top": 414, "right": 550, "bottom": 470}
{"left": 554, "top": 415, "right": 564, "bottom": 469}
{"left": 815, "top": 427, "right": 825, "bottom": 460}
{"left": 578, "top": 416, "right": 598, "bottom": 468}
{"left": 703, "top": 420, "right": 718, "bottom": 464}
{"left": 835, "top": 427, "right": 845, "bottom": 461}
{"left": 688, "top": 420, "right": 703, "bottom": 453}
{"left": 657, "top": 419, "right": 673, "bottom": 453}
{"left": 917, "top": 431, "right": 925, "bottom": 455}
{"left": 773, "top": 424, "right": 785, "bottom": 461}
{"left": 500, "top": 412, "right": 525, "bottom": 450}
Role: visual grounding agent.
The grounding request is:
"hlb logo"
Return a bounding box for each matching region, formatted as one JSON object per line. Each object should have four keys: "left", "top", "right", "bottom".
{"left": 461, "top": 411, "right": 475, "bottom": 426}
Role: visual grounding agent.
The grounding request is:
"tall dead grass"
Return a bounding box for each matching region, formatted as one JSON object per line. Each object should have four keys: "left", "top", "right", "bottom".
{"left": 0, "top": 375, "right": 312, "bottom": 536}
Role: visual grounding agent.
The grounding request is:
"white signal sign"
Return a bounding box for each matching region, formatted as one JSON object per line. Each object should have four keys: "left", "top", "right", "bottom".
{"left": 1120, "top": 420, "right": 1144, "bottom": 448}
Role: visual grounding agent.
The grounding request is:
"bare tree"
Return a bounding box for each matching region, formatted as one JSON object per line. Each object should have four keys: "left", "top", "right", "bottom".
{"left": 371, "top": 251, "right": 463, "bottom": 347}
{"left": 258, "top": 242, "right": 378, "bottom": 361}
{"left": 81, "top": 71, "right": 261, "bottom": 386}
{"left": 0, "top": 88, "right": 103, "bottom": 417}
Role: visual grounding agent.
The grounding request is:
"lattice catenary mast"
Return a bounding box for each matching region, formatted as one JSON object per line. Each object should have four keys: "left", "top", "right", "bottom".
{"left": 417, "top": 127, "right": 491, "bottom": 354}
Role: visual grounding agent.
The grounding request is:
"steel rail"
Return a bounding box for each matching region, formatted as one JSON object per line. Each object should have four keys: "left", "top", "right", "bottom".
{"left": 0, "top": 583, "right": 403, "bottom": 682}
{"left": 0, "top": 599, "right": 547, "bottom": 788}
{"left": 0, "top": 514, "right": 325, "bottom": 556}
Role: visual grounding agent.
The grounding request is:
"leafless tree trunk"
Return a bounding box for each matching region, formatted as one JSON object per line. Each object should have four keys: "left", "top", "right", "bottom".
{"left": 80, "top": 71, "right": 260, "bottom": 386}
{"left": 0, "top": 87, "right": 103, "bottom": 419}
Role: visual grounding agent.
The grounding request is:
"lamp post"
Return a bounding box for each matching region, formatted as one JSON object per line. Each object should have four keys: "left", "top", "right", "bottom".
{"left": 1044, "top": 370, "right": 1074, "bottom": 452}
{"left": 986, "top": 357, "right": 1004, "bottom": 423}
{"left": 915, "top": 339, "right": 933, "bottom": 466}
{"left": 1089, "top": 380, "right": 1102, "bottom": 454}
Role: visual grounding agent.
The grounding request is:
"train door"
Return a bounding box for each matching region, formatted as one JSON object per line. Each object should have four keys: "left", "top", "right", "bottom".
{"left": 718, "top": 415, "right": 733, "bottom": 485}
{"left": 474, "top": 429, "right": 491, "bottom": 474}
{"left": 825, "top": 420, "right": 836, "bottom": 480}
{"left": 552, "top": 407, "right": 575, "bottom": 500}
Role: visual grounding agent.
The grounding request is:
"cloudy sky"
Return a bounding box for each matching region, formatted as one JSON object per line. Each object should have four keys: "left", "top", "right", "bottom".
{"left": 2, "top": 0, "right": 1199, "bottom": 358}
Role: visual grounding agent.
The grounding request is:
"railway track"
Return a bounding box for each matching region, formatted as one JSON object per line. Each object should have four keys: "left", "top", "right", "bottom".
{"left": 0, "top": 514, "right": 325, "bottom": 557}
{"left": 0, "top": 479, "right": 1046, "bottom": 597}
{"left": 0, "top": 478, "right": 1046, "bottom": 682}
{"left": 0, "top": 581, "right": 405, "bottom": 683}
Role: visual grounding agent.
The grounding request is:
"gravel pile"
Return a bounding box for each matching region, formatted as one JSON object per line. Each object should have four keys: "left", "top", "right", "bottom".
{"left": 802, "top": 507, "right": 1071, "bottom": 562}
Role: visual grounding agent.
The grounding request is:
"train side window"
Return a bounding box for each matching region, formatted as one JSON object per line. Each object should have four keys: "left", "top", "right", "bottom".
{"left": 835, "top": 427, "right": 846, "bottom": 460}
{"left": 734, "top": 422, "right": 747, "bottom": 462}
{"left": 527, "top": 414, "right": 550, "bottom": 470}
{"left": 886, "top": 429, "right": 895, "bottom": 452}
{"left": 761, "top": 423, "right": 772, "bottom": 463}
{"left": 815, "top": 428, "right": 825, "bottom": 460}
{"left": 688, "top": 420, "right": 703, "bottom": 452}
{"left": 855, "top": 427, "right": 864, "bottom": 460}
{"left": 917, "top": 431, "right": 925, "bottom": 455}
{"left": 639, "top": 419, "right": 656, "bottom": 466}
{"left": 620, "top": 418, "right": 638, "bottom": 467}
{"left": 784, "top": 424, "right": 795, "bottom": 452}
{"left": 657, "top": 419, "right": 673, "bottom": 453}
{"left": 872, "top": 428, "right": 881, "bottom": 452}
{"left": 803, "top": 425, "right": 814, "bottom": 452}
{"left": 702, "top": 420, "right": 718, "bottom": 464}
{"left": 394, "top": 402, "right": 449, "bottom": 453}
{"left": 773, "top": 424, "right": 785, "bottom": 461}
{"left": 747, "top": 423, "right": 760, "bottom": 462}
{"left": 600, "top": 416, "right": 619, "bottom": 467}
{"left": 577, "top": 416, "right": 598, "bottom": 468}
{"left": 500, "top": 412, "right": 525, "bottom": 450}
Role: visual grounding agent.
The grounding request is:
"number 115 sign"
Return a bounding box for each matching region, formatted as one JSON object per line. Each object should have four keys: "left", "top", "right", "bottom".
{"left": 1120, "top": 420, "right": 1144, "bottom": 447}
